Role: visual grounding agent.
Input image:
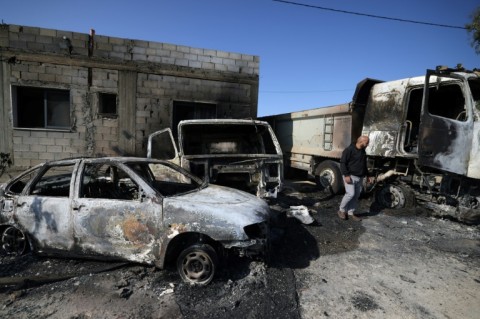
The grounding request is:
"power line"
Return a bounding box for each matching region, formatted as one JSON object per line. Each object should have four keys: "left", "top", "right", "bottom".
{"left": 261, "top": 89, "right": 353, "bottom": 94}
{"left": 273, "top": 0, "right": 467, "bottom": 30}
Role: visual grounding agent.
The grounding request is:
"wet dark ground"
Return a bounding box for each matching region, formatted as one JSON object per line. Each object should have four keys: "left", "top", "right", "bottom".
{"left": 0, "top": 182, "right": 346, "bottom": 318}
{"left": 1, "top": 178, "right": 478, "bottom": 318}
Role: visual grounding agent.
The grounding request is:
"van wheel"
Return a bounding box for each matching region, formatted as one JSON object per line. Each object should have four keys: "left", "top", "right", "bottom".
{"left": 1, "top": 226, "right": 27, "bottom": 256}
{"left": 375, "top": 184, "right": 415, "bottom": 209}
{"left": 177, "top": 244, "right": 218, "bottom": 285}
{"left": 315, "top": 160, "right": 343, "bottom": 194}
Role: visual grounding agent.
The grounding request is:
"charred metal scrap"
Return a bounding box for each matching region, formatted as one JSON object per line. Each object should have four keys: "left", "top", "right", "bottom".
{"left": 147, "top": 119, "right": 284, "bottom": 198}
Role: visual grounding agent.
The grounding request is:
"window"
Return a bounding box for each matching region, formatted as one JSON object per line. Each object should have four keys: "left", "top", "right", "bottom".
{"left": 81, "top": 163, "right": 139, "bottom": 200}
{"left": 6, "top": 167, "right": 41, "bottom": 195}
{"left": 99, "top": 93, "right": 117, "bottom": 116}
{"left": 12, "top": 86, "right": 71, "bottom": 129}
{"left": 30, "top": 164, "right": 75, "bottom": 197}
{"left": 182, "top": 124, "right": 277, "bottom": 155}
{"left": 427, "top": 83, "right": 466, "bottom": 122}
{"left": 144, "top": 163, "right": 199, "bottom": 196}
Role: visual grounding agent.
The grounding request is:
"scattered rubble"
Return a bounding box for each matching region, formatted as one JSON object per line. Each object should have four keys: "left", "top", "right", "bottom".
{"left": 0, "top": 179, "right": 478, "bottom": 318}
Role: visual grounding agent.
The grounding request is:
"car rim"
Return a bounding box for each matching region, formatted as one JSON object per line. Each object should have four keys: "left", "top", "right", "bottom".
{"left": 1, "top": 226, "right": 27, "bottom": 255}
{"left": 181, "top": 251, "right": 213, "bottom": 282}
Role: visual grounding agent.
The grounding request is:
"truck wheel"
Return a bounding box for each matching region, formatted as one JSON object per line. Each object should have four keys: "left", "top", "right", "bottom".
{"left": 177, "top": 244, "right": 218, "bottom": 285}
{"left": 1, "top": 226, "right": 28, "bottom": 256}
{"left": 375, "top": 184, "right": 415, "bottom": 209}
{"left": 315, "top": 160, "right": 343, "bottom": 194}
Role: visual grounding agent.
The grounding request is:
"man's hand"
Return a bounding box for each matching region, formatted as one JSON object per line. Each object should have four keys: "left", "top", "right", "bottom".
{"left": 344, "top": 176, "right": 352, "bottom": 184}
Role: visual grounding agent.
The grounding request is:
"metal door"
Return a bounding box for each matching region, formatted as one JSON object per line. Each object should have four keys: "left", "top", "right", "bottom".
{"left": 418, "top": 70, "right": 472, "bottom": 175}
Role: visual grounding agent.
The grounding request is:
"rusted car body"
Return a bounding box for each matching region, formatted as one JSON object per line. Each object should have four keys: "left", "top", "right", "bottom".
{"left": 147, "top": 119, "right": 283, "bottom": 198}
{"left": 263, "top": 66, "right": 480, "bottom": 224}
{"left": 0, "top": 157, "right": 271, "bottom": 284}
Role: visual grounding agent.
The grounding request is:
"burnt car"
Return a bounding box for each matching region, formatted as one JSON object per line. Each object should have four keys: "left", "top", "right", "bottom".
{"left": 0, "top": 157, "right": 271, "bottom": 285}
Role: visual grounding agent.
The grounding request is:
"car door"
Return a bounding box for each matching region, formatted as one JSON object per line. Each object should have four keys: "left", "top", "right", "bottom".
{"left": 72, "top": 161, "right": 162, "bottom": 264}
{"left": 147, "top": 128, "right": 180, "bottom": 166}
{"left": 417, "top": 71, "right": 473, "bottom": 175}
{"left": 14, "top": 161, "right": 78, "bottom": 252}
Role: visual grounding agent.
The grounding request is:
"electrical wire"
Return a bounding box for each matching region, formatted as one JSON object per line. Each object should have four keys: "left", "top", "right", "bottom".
{"left": 261, "top": 89, "right": 353, "bottom": 94}
{"left": 273, "top": 0, "right": 467, "bottom": 30}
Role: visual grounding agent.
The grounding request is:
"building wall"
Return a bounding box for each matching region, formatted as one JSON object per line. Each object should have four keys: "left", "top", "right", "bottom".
{"left": 0, "top": 24, "right": 259, "bottom": 168}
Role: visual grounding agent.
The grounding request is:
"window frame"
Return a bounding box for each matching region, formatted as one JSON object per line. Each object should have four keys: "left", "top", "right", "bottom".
{"left": 426, "top": 80, "right": 468, "bottom": 123}
{"left": 12, "top": 85, "right": 71, "bottom": 130}
{"left": 98, "top": 92, "right": 118, "bottom": 118}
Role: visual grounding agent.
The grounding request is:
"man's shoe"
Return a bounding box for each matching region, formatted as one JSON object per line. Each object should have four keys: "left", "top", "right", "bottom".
{"left": 337, "top": 211, "right": 347, "bottom": 220}
{"left": 350, "top": 214, "right": 362, "bottom": 221}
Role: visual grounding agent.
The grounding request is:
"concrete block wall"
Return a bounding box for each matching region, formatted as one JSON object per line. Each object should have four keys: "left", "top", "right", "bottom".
{"left": 5, "top": 25, "right": 259, "bottom": 76}
{"left": 10, "top": 61, "right": 87, "bottom": 167}
{"left": 9, "top": 63, "right": 124, "bottom": 166}
{"left": 135, "top": 73, "right": 253, "bottom": 153}
{"left": 90, "top": 69, "right": 120, "bottom": 156}
{"left": 1, "top": 24, "right": 259, "bottom": 168}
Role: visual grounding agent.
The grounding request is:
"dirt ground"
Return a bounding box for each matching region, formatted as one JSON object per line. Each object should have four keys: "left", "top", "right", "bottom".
{"left": 0, "top": 178, "right": 479, "bottom": 319}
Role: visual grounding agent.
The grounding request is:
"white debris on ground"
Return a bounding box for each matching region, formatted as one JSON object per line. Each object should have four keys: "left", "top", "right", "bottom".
{"left": 287, "top": 205, "right": 315, "bottom": 224}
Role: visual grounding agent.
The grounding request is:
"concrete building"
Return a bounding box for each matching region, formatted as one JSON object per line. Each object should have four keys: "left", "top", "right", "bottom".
{"left": 0, "top": 24, "right": 259, "bottom": 168}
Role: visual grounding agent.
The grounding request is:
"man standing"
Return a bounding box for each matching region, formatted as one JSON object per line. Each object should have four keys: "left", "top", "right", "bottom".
{"left": 338, "top": 135, "right": 370, "bottom": 221}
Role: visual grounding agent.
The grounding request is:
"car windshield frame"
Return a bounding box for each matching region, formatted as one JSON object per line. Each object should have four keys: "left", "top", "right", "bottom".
{"left": 124, "top": 160, "right": 206, "bottom": 197}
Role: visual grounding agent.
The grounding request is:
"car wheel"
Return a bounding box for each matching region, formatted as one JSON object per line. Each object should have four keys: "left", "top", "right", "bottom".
{"left": 315, "top": 160, "right": 343, "bottom": 194}
{"left": 1, "top": 226, "right": 27, "bottom": 256}
{"left": 375, "top": 183, "right": 415, "bottom": 209}
{"left": 176, "top": 244, "right": 218, "bottom": 285}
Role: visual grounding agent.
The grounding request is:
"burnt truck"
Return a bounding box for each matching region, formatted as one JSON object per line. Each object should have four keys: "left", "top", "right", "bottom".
{"left": 262, "top": 66, "right": 480, "bottom": 224}
{"left": 147, "top": 119, "right": 283, "bottom": 198}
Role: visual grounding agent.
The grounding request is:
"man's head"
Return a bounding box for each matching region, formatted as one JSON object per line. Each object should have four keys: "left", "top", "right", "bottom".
{"left": 355, "top": 136, "right": 369, "bottom": 149}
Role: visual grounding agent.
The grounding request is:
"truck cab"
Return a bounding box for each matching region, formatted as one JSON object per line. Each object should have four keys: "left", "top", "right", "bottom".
{"left": 361, "top": 66, "right": 480, "bottom": 178}
{"left": 147, "top": 119, "right": 284, "bottom": 198}
{"left": 360, "top": 66, "right": 480, "bottom": 223}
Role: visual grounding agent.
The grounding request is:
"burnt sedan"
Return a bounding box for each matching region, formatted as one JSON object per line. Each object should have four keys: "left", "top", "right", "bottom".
{"left": 0, "top": 157, "right": 271, "bottom": 285}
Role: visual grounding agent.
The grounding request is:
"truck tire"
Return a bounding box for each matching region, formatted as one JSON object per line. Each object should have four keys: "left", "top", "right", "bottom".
{"left": 375, "top": 183, "right": 415, "bottom": 209}
{"left": 315, "top": 160, "right": 344, "bottom": 195}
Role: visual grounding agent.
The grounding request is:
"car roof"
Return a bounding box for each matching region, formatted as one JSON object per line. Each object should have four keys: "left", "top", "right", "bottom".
{"left": 40, "top": 156, "right": 173, "bottom": 166}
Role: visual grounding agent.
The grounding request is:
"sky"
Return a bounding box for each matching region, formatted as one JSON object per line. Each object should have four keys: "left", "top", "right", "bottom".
{"left": 1, "top": 0, "right": 479, "bottom": 117}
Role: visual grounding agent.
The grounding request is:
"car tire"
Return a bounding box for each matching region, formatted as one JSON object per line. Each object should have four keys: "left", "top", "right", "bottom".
{"left": 315, "top": 160, "right": 343, "bottom": 195}
{"left": 1, "top": 226, "right": 28, "bottom": 256}
{"left": 176, "top": 244, "right": 218, "bottom": 285}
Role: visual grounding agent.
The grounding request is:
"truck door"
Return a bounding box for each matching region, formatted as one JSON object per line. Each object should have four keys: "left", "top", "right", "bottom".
{"left": 147, "top": 128, "right": 180, "bottom": 166}
{"left": 417, "top": 70, "right": 472, "bottom": 175}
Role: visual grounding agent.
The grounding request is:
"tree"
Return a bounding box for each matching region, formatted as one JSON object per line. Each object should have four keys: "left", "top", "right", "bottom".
{"left": 466, "top": 7, "right": 480, "bottom": 54}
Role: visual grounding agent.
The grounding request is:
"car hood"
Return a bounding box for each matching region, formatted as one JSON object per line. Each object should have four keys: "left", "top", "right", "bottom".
{"left": 163, "top": 184, "right": 271, "bottom": 228}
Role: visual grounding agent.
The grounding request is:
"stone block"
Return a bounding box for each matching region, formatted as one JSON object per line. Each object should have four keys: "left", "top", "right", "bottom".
{"left": 217, "top": 51, "right": 229, "bottom": 58}
{"left": 55, "top": 75, "right": 72, "bottom": 84}
{"left": 39, "top": 28, "right": 57, "bottom": 37}
{"left": 21, "top": 72, "right": 39, "bottom": 81}
{"left": 35, "top": 35, "right": 53, "bottom": 44}
{"left": 22, "top": 26, "right": 40, "bottom": 35}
